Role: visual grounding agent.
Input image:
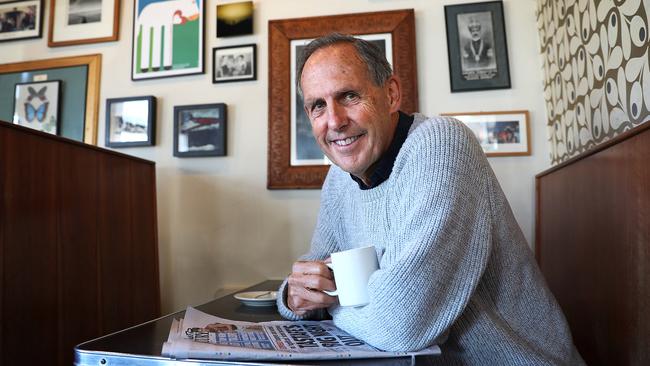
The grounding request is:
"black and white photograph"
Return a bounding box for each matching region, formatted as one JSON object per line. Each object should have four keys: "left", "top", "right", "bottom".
{"left": 213, "top": 44, "right": 256, "bottom": 83}
{"left": 444, "top": 1, "right": 510, "bottom": 92}
{"left": 289, "top": 34, "right": 392, "bottom": 166}
{"left": 457, "top": 11, "right": 496, "bottom": 75}
{"left": 174, "top": 103, "right": 227, "bottom": 157}
{"left": 67, "top": 0, "right": 102, "bottom": 25}
{"left": 105, "top": 96, "right": 156, "bottom": 148}
{"left": 13, "top": 80, "right": 61, "bottom": 135}
{"left": 0, "top": 0, "right": 42, "bottom": 42}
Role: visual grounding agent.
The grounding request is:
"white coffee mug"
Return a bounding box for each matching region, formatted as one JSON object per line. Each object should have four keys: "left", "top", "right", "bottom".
{"left": 324, "top": 245, "right": 379, "bottom": 307}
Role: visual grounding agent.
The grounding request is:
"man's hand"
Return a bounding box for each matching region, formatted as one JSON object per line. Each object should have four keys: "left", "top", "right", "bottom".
{"left": 287, "top": 260, "right": 338, "bottom": 316}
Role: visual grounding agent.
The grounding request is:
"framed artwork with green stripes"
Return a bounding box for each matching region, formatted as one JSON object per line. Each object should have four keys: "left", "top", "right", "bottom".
{"left": 131, "top": 0, "right": 204, "bottom": 81}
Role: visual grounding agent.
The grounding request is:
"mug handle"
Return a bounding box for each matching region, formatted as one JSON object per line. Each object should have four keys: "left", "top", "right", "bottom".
{"left": 323, "top": 263, "right": 338, "bottom": 296}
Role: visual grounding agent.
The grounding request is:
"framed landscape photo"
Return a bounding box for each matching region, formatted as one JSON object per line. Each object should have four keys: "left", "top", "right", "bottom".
{"left": 173, "top": 103, "right": 227, "bottom": 157}
{"left": 48, "top": 0, "right": 120, "bottom": 46}
{"left": 132, "top": 0, "right": 204, "bottom": 81}
{"left": 213, "top": 44, "right": 256, "bottom": 83}
{"left": 12, "top": 80, "right": 61, "bottom": 135}
{"left": 216, "top": 0, "right": 252, "bottom": 37}
{"left": 0, "top": 0, "right": 43, "bottom": 42}
{"left": 442, "top": 110, "right": 530, "bottom": 157}
{"left": 105, "top": 96, "right": 156, "bottom": 148}
{"left": 268, "top": 9, "right": 418, "bottom": 189}
{"left": 444, "top": 1, "right": 510, "bottom": 92}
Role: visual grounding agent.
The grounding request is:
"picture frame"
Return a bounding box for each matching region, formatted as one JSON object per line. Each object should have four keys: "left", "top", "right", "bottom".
{"left": 48, "top": 0, "right": 120, "bottom": 47}
{"left": 131, "top": 0, "right": 204, "bottom": 81}
{"left": 13, "top": 80, "right": 61, "bottom": 135}
{"left": 268, "top": 9, "right": 418, "bottom": 189}
{"left": 173, "top": 103, "right": 227, "bottom": 157}
{"left": 105, "top": 96, "right": 156, "bottom": 148}
{"left": 213, "top": 44, "right": 256, "bottom": 83}
{"left": 441, "top": 110, "right": 530, "bottom": 157}
{"left": 0, "top": 0, "right": 43, "bottom": 42}
{"left": 444, "top": 1, "right": 511, "bottom": 92}
{"left": 0, "top": 54, "right": 102, "bottom": 144}
{"left": 216, "top": 0, "right": 252, "bottom": 38}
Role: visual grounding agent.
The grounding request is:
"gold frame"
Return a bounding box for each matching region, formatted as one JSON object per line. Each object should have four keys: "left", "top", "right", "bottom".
{"left": 0, "top": 54, "right": 102, "bottom": 144}
{"left": 48, "top": 0, "right": 120, "bottom": 47}
{"left": 442, "top": 110, "right": 531, "bottom": 157}
{"left": 267, "top": 9, "right": 418, "bottom": 189}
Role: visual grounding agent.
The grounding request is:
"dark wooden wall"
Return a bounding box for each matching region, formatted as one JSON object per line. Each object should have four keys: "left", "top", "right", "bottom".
{"left": 536, "top": 123, "right": 650, "bottom": 366}
{"left": 0, "top": 122, "right": 160, "bottom": 366}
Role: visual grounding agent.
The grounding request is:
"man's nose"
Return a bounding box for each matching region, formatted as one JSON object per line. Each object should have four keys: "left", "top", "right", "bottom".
{"left": 327, "top": 103, "right": 348, "bottom": 131}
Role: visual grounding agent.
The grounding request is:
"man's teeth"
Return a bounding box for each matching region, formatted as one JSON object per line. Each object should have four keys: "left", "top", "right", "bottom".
{"left": 334, "top": 135, "right": 359, "bottom": 146}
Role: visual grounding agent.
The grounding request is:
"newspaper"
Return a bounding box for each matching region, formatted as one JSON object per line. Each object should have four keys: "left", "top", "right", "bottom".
{"left": 162, "top": 307, "right": 440, "bottom": 361}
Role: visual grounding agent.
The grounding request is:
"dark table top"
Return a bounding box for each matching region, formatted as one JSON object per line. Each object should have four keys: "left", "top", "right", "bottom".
{"left": 75, "top": 280, "right": 437, "bottom": 366}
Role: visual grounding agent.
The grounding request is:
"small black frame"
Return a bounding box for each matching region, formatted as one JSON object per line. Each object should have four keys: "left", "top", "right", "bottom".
{"left": 212, "top": 44, "right": 257, "bottom": 83}
{"left": 444, "top": 1, "right": 511, "bottom": 92}
{"left": 105, "top": 95, "right": 156, "bottom": 148}
{"left": 173, "top": 103, "right": 227, "bottom": 157}
{"left": 0, "top": 0, "right": 44, "bottom": 43}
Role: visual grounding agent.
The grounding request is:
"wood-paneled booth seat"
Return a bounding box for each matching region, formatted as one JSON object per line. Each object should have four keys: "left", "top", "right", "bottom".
{"left": 536, "top": 122, "right": 650, "bottom": 366}
{"left": 0, "top": 122, "right": 161, "bottom": 366}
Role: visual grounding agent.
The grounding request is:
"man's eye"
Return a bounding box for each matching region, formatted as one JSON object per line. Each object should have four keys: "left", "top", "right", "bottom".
{"left": 311, "top": 102, "right": 325, "bottom": 112}
{"left": 343, "top": 92, "right": 359, "bottom": 102}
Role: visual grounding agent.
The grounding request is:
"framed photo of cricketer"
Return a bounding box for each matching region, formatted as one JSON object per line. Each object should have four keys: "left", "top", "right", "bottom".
{"left": 268, "top": 9, "right": 418, "bottom": 189}
{"left": 444, "top": 1, "right": 511, "bottom": 92}
{"left": 131, "top": 0, "right": 204, "bottom": 81}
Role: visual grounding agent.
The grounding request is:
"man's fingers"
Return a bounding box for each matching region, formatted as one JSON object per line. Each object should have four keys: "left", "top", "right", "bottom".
{"left": 288, "top": 272, "right": 335, "bottom": 292}
{"left": 292, "top": 261, "right": 333, "bottom": 279}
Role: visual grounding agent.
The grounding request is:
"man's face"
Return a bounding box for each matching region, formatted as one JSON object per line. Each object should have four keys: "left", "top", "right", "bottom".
{"left": 300, "top": 43, "right": 400, "bottom": 182}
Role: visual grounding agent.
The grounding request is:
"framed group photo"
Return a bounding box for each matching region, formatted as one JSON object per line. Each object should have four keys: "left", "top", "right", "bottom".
{"left": 131, "top": 0, "right": 204, "bottom": 81}
{"left": 444, "top": 1, "right": 511, "bottom": 92}
{"left": 268, "top": 9, "right": 418, "bottom": 189}
{"left": 442, "top": 110, "right": 530, "bottom": 157}
{"left": 48, "top": 0, "right": 120, "bottom": 46}
{"left": 13, "top": 80, "right": 61, "bottom": 135}
{"left": 0, "top": 0, "right": 43, "bottom": 42}
{"left": 173, "top": 103, "right": 227, "bottom": 157}
{"left": 105, "top": 96, "right": 156, "bottom": 148}
{"left": 213, "top": 44, "right": 256, "bottom": 83}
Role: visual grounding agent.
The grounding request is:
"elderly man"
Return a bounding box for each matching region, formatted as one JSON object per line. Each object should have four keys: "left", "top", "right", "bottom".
{"left": 276, "top": 33, "right": 584, "bottom": 365}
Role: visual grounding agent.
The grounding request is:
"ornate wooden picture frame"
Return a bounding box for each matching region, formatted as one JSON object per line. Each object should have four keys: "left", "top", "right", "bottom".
{"left": 267, "top": 9, "right": 418, "bottom": 189}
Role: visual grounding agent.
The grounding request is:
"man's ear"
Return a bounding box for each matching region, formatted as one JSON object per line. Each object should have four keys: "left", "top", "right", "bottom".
{"left": 386, "top": 76, "right": 402, "bottom": 113}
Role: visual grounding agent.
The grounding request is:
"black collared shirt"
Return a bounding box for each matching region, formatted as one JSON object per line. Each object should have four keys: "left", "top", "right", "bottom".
{"left": 351, "top": 111, "right": 414, "bottom": 190}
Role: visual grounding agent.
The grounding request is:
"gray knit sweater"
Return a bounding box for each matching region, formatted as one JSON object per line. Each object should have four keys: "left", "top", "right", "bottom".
{"left": 277, "top": 115, "right": 584, "bottom": 365}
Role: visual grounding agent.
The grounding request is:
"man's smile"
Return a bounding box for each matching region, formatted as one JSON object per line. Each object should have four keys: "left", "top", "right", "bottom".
{"left": 330, "top": 133, "right": 365, "bottom": 147}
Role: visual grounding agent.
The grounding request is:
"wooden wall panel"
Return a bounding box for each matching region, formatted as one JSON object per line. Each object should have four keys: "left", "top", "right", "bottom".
{"left": 97, "top": 153, "right": 135, "bottom": 334}
{"left": 130, "top": 165, "right": 161, "bottom": 321}
{"left": 56, "top": 142, "right": 100, "bottom": 366}
{"left": 0, "top": 122, "right": 159, "bottom": 366}
{"left": 2, "top": 125, "right": 59, "bottom": 365}
{"left": 536, "top": 123, "right": 650, "bottom": 366}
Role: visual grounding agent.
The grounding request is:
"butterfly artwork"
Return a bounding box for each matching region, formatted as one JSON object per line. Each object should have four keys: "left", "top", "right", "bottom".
{"left": 13, "top": 80, "right": 61, "bottom": 135}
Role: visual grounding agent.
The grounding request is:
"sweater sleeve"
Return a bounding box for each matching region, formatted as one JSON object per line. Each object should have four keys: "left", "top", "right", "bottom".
{"left": 276, "top": 168, "right": 342, "bottom": 320}
{"left": 329, "top": 120, "right": 494, "bottom": 351}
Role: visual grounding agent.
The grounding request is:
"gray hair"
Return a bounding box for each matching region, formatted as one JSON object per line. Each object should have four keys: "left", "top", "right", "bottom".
{"left": 296, "top": 33, "right": 393, "bottom": 97}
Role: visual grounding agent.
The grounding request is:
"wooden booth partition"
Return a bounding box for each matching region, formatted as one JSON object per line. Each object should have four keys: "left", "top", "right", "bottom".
{"left": 536, "top": 123, "right": 650, "bottom": 366}
{"left": 0, "top": 122, "right": 160, "bottom": 366}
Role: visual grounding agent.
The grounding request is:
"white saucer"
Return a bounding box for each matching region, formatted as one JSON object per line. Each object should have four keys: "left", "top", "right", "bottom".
{"left": 234, "top": 291, "right": 278, "bottom": 307}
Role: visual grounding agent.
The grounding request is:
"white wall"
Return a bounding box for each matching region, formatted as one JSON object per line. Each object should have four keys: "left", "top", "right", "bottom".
{"left": 0, "top": 0, "right": 549, "bottom": 313}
